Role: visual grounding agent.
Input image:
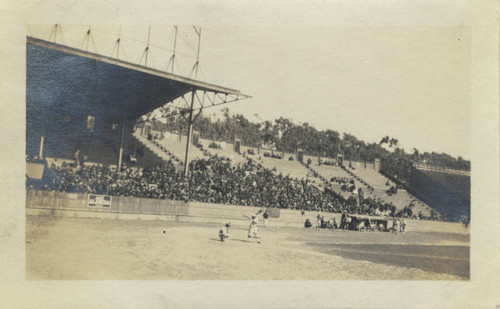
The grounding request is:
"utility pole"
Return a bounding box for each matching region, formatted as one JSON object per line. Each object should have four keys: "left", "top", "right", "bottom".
{"left": 117, "top": 118, "right": 126, "bottom": 170}
{"left": 183, "top": 90, "right": 196, "bottom": 177}
{"left": 167, "top": 26, "right": 178, "bottom": 73}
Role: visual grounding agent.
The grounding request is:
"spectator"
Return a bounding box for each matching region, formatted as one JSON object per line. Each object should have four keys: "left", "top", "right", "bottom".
{"left": 73, "top": 149, "right": 80, "bottom": 167}
{"left": 27, "top": 153, "right": 446, "bottom": 222}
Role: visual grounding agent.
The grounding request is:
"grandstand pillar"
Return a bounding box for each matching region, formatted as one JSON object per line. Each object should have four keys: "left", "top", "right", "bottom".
{"left": 117, "top": 119, "right": 126, "bottom": 170}
{"left": 38, "top": 135, "right": 44, "bottom": 158}
{"left": 183, "top": 90, "right": 196, "bottom": 177}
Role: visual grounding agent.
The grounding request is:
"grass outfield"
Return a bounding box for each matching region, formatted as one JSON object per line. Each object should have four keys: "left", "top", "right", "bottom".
{"left": 26, "top": 216, "right": 469, "bottom": 280}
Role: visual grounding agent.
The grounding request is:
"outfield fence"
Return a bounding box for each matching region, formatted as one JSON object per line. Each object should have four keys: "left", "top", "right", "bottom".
{"left": 26, "top": 190, "right": 469, "bottom": 233}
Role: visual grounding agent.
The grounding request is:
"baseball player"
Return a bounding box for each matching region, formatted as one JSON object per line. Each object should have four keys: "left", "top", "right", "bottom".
{"left": 263, "top": 210, "right": 269, "bottom": 227}
{"left": 400, "top": 218, "right": 406, "bottom": 233}
{"left": 219, "top": 222, "right": 231, "bottom": 242}
{"left": 247, "top": 215, "right": 261, "bottom": 243}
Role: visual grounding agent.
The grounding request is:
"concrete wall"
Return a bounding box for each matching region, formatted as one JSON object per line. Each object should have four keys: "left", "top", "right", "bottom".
{"left": 26, "top": 190, "right": 188, "bottom": 215}
{"left": 349, "top": 160, "right": 375, "bottom": 170}
{"left": 27, "top": 190, "right": 276, "bottom": 226}
{"left": 26, "top": 190, "right": 468, "bottom": 234}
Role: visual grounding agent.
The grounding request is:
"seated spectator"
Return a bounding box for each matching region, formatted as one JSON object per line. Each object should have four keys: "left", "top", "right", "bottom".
{"left": 129, "top": 153, "right": 137, "bottom": 163}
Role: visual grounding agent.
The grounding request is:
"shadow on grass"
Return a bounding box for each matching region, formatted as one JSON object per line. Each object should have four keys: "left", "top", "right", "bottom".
{"left": 311, "top": 243, "right": 469, "bottom": 279}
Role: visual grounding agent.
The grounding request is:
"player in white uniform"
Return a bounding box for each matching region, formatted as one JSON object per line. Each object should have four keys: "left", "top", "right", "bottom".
{"left": 400, "top": 218, "right": 406, "bottom": 233}
{"left": 247, "top": 215, "right": 261, "bottom": 243}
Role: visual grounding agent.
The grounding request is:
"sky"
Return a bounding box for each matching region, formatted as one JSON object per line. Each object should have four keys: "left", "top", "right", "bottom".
{"left": 29, "top": 25, "right": 471, "bottom": 159}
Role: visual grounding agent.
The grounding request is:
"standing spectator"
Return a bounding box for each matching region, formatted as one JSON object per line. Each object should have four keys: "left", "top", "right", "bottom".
{"left": 79, "top": 153, "right": 87, "bottom": 167}
{"left": 345, "top": 214, "right": 351, "bottom": 230}
{"left": 73, "top": 149, "right": 80, "bottom": 167}
{"left": 316, "top": 214, "right": 322, "bottom": 229}
{"left": 400, "top": 218, "right": 406, "bottom": 233}
{"left": 392, "top": 218, "right": 399, "bottom": 234}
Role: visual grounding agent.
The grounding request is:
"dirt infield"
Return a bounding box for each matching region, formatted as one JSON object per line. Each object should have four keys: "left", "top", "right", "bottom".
{"left": 26, "top": 216, "right": 469, "bottom": 280}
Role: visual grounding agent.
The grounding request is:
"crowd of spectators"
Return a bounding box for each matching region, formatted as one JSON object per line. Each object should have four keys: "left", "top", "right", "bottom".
{"left": 329, "top": 176, "right": 355, "bottom": 191}
{"left": 41, "top": 161, "right": 189, "bottom": 200}
{"left": 29, "top": 155, "right": 359, "bottom": 213}
{"left": 187, "top": 156, "right": 346, "bottom": 211}
{"left": 386, "top": 185, "right": 398, "bottom": 196}
{"left": 263, "top": 151, "right": 284, "bottom": 159}
{"left": 26, "top": 152, "right": 446, "bottom": 221}
{"left": 151, "top": 139, "right": 184, "bottom": 166}
{"left": 208, "top": 142, "right": 222, "bottom": 149}
{"left": 358, "top": 196, "right": 396, "bottom": 216}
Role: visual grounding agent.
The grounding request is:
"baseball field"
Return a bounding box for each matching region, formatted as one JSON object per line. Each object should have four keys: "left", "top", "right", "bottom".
{"left": 26, "top": 215, "right": 469, "bottom": 280}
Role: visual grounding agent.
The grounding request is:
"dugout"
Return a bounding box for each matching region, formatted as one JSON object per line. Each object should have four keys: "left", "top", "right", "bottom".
{"left": 347, "top": 215, "right": 389, "bottom": 232}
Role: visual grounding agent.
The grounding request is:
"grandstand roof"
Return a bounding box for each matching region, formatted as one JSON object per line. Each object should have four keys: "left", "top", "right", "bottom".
{"left": 413, "top": 164, "right": 470, "bottom": 176}
{"left": 27, "top": 36, "right": 250, "bottom": 120}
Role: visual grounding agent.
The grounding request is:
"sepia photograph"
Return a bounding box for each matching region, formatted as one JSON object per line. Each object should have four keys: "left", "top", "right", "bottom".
{"left": 25, "top": 25, "right": 471, "bottom": 280}
{"left": 0, "top": 1, "right": 499, "bottom": 308}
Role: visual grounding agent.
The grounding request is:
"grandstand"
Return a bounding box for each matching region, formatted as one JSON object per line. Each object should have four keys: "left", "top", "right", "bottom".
{"left": 257, "top": 152, "right": 321, "bottom": 182}
{"left": 132, "top": 130, "right": 205, "bottom": 168}
{"left": 414, "top": 164, "right": 470, "bottom": 202}
{"left": 346, "top": 164, "right": 430, "bottom": 211}
{"left": 409, "top": 165, "right": 470, "bottom": 221}
{"left": 26, "top": 34, "right": 248, "bottom": 168}
{"left": 307, "top": 163, "right": 369, "bottom": 199}
{"left": 132, "top": 127, "right": 437, "bottom": 218}
{"left": 287, "top": 154, "right": 433, "bottom": 216}
{"left": 25, "top": 29, "right": 467, "bottom": 223}
{"left": 197, "top": 137, "right": 249, "bottom": 166}
{"left": 140, "top": 132, "right": 327, "bottom": 189}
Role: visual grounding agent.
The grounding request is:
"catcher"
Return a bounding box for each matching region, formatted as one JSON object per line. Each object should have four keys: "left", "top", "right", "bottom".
{"left": 219, "top": 222, "right": 231, "bottom": 242}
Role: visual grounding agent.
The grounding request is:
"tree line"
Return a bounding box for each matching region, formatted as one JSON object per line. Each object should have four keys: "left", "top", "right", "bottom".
{"left": 139, "top": 107, "right": 470, "bottom": 184}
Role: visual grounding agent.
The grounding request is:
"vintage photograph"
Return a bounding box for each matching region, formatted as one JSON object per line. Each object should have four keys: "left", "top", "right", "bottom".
{"left": 25, "top": 25, "right": 471, "bottom": 280}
